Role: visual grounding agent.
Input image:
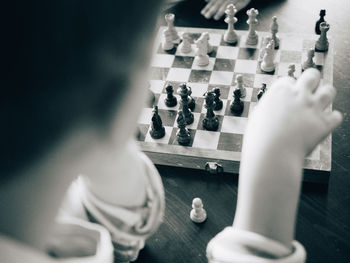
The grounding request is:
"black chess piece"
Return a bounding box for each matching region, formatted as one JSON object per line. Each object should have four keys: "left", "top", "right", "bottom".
{"left": 230, "top": 89, "right": 244, "bottom": 115}
{"left": 315, "top": 9, "right": 326, "bottom": 35}
{"left": 257, "top": 83, "right": 267, "bottom": 101}
{"left": 150, "top": 106, "right": 165, "bottom": 139}
{"left": 187, "top": 86, "right": 196, "bottom": 111}
{"left": 176, "top": 110, "right": 191, "bottom": 145}
{"left": 164, "top": 84, "right": 177, "bottom": 107}
{"left": 177, "top": 83, "right": 194, "bottom": 125}
{"left": 202, "top": 91, "right": 219, "bottom": 131}
{"left": 213, "top": 88, "right": 223, "bottom": 111}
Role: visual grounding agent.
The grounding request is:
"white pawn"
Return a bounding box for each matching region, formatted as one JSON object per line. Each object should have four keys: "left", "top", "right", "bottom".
{"left": 179, "top": 32, "right": 192, "bottom": 53}
{"left": 261, "top": 40, "right": 275, "bottom": 72}
{"left": 190, "top": 198, "right": 207, "bottom": 223}
{"left": 235, "top": 74, "right": 246, "bottom": 98}
{"left": 162, "top": 28, "right": 174, "bottom": 51}
{"left": 302, "top": 48, "right": 316, "bottom": 70}
{"left": 315, "top": 22, "right": 329, "bottom": 52}
{"left": 195, "top": 37, "right": 209, "bottom": 66}
{"left": 202, "top": 32, "right": 214, "bottom": 54}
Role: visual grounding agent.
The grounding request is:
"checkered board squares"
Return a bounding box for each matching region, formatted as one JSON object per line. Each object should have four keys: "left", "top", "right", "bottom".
{"left": 137, "top": 27, "right": 334, "bottom": 182}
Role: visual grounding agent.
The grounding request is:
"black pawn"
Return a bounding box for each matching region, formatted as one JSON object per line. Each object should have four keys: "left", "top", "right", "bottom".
{"left": 176, "top": 110, "right": 191, "bottom": 145}
{"left": 257, "top": 83, "right": 267, "bottom": 101}
{"left": 315, "top": 9, "right": 326, "bottom": 35}
{"left": 213, "top": 88, "right": 223, "bottom": 111}
{"left": 150, "top": 106, "right": 165, "bottom": 139}
{"left": 230, "top": 89, "right": 244, "bottom": 115}
{"left": 164, "top": 84, "right": 177, "bottom": 107}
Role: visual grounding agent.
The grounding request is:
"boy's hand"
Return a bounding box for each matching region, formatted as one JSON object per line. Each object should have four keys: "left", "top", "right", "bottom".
{"left": 201, "top": 0, "right": 251, "bottom": 20}
{"left": 245, "top": 68, "right": 343, "bottom": 159}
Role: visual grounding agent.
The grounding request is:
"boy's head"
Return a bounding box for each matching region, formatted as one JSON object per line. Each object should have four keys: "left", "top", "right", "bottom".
{"left": 1, "top": 0, "right": 163, "bottom": 179}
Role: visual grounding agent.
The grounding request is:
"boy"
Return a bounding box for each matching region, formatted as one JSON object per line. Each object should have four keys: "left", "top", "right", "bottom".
{"left": 0, "top": 1, "right": 342, "bottom": 263}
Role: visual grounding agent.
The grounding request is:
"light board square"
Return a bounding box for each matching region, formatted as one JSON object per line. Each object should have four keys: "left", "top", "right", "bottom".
{"left": 192, "top": 130, "right": 220, "bottom": 149}
{"left": 149, "top": 80, "right": 166, "bottom": 94}
{"left": 145, "top": 126, "right": 172, "bottom": 144}
{"left": 187, "top": 82, "right": 209, "bottom": 97}
{"left": 192, "top": 57, "right": 216, "bottom": 71}
{"left": 209, "top": 71, "right": 234, "bottom": 85}
{"left": 221, "top": 116, "right": 248, "bottom": 134}
{"left": 150, "top": 54, "right": 175, "bottom": 68}
{"left": 216, "top": 46, "right": 239, "bottom": 59}
{"left": 166, "top": 68, "right": 191, "bottom": 82}
{"left": 234, "top": 60, "right": 258, "bottom": 74}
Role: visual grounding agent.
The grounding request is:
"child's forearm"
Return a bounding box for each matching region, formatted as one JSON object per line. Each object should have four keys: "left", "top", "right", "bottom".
{"left": 233, "top": 142, "right": 304, "bottom": 249}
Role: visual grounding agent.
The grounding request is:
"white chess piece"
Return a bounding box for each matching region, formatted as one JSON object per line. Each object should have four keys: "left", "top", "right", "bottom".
{"left": 288, "top": 64, "right": 296, "bottom": 78}
{"left": 246, "top": 8, "right": 259, "bottom": 45}
{"left": 224, "top": 4, "right": 238, "bottom": 44}
{"left": 201, "top": 32, "right": 214, "bottom": 54}
{"left": 162, "top": 28, "right": 174, "bottom": 51}
{"left": 315, "top": 22, "right": 329, "bottom": 52}
{"left": 190, "top": 198, "right": 207, "bottom": 223}
{"left": 270, "top": 16, "right": 279, "bottom": 49}
{"left": 261, "top": 40, "right": 275, "bottom": 72}
{"left": 165, "top": 13, "right": 179, "bottom": 42}
{"left": 235, "top": 74, "right": 246, "bottom": 98}
{"left": 195, "top": 36, "right": 209, "bottom": 66}
{"left": 302, "top": 48, "right": 316, "bottom": 70}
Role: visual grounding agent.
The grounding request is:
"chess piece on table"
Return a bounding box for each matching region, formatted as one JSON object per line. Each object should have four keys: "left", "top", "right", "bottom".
{"left": 257, "top": 83, "right": 267, "bottom": 101}
{"left": 315, "top": 22, "right": 330, "bottom": 52}
{"left": 258, "top": 36, "right": 272, "bottom": 62}
{"left": 288, "top": 64, "right": 296, "bottom": 79}
{"left": 150, "top": 106, "right": 165, "bottom": 139}
{"left": 270, "top": 16, "right": 279, "bottom": 49}
{"left": 179, "top": 32, "right": 192, "bottom": 53}
{"left": 195, "top": 35, "right": 210, "bottom": 66}
{"left": 176, "top": 110, "right": 191, "bottom": 145}
{"left": 187, "top": 85, "right": 196, "bottom": 111}
{"left": 230, "top": 89, "right": 244, "bottom": 115}
{"left": 212, "top": 88, "right": 223, "bottom": 111}
{"left": 223, "top": 4, "right": 238, "bottom": 44}
{"left": 190, "top": 198, "right": 207, "bottom": 223}
{"left": 246, "top": 8, "right": 259, "bottom": 45}
{"left": 164, "top": 13, "right": 179, "bottom": 42}
{"left": 260, "top": 40, "right": 275, "bottom": 72}
{"left": 302, "top": 48, "right": 316, "bottom": 70}
{"left": 177, "top": 84, "right": 194, "bottom": 125}
{"left": 201, "top": 32, "right": 214, "bottom": 54}
{"left": 203, "top": 91, "right": 219, "bottom": 131}
{"left": 164, "top": 84, "right": 177, "bottom": 107}
{"left": 315, "top": 9, "right": 326, "bottom": 35}
{"left": 235, "top": 74, "right": 246, "bottom": 98}
{"left": 162, "top": 28, "right": 174, "bottom": 51}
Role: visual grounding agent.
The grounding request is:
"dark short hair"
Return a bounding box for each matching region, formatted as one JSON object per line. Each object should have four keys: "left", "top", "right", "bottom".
{"left": 1, "top": 0, "right": 163, "bottom": 178}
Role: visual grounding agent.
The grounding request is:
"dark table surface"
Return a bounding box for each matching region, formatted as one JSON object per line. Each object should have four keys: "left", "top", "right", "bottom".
{"left": 136, "top": 0, "right": 350, "bottom": 262}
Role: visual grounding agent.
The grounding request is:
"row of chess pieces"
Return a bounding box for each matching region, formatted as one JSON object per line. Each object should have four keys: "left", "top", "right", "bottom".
{"left": 148, "top": 80, "right": 267, "bottom": 145}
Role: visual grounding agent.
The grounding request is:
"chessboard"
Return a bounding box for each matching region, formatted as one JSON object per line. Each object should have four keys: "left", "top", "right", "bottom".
{"left": 136, "top": 26, "right": 334, "bottom": 183}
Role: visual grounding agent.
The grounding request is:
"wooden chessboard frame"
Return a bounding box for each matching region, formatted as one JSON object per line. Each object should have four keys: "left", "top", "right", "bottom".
{"left": 137, "top": 26, "right": 334, "bottom": 183}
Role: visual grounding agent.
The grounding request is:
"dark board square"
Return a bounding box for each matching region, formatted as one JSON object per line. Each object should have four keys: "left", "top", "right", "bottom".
{"left": 169, "top": 128, "right": 196, "bottom": 147}
{"left": 151, "top": 67, "right": 169, "bottom": 80}
{"left": 208, "top": 84, "right": 231, "bottom": 99}
{"left": 256, "top": 62, "right": 277, "bottom": 75}
{"left": 231, "top": 73, "right": 255, "bottom": 87}
{"left": 214, "top": 58, "right": 236, "bottom": 71}
{"left": 192, "top": 97, "right": 204, "bottom": 113}
{"left": 280, "top": 50, "right": 302, "bottom": 64}
{"left": 209, "top": 46, "right": 218, "bottom": 57}
{"left": 158, "top": 109, "right": 177, "bottom": 127}
{"left": 162, "top": 81, "right": 183, "bottom": 94}
{"left": 217, "top": 133, "right": 243, "bottom": 152}
{"left": 188, "top": 33, "right": 202, "bottom": 43}
{"left": 157, "top": 43, "right": 177, "bottom": 55}
{"left": 238, "top": 48, "right": 259, "bottom": 60}
{"left": 224, "top": 100, "right": 250, "bottom": 118}
{"left": 172, "top": 56, "right": 194, "bottom": 69}
{"left": 189, "top": 70, "right": 212, "bottom": 83}
{"left": 197, "top": 114, "right": 224, "bottom": 131}
{"left": 251, "top": 87, "right": 260, "bottom": 102}
{"left": 220, "top": 35, "right": 241, "bottom": 46}
{"left": 136, "top": 124, "right": 150, "bottom": 142}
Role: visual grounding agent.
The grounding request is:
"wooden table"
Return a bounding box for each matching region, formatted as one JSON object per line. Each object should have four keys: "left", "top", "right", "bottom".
{"left": 135, "top": 0, "right": 350, "bottom": 262}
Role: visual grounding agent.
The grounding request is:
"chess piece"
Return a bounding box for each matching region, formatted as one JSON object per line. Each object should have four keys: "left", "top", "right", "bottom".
{"left": 213, "top": 88, "right": 223, "bottom": 111}
{"left": 257, "top": 83, "right": 267, "bottom": 101}
{"left": 235, "top": 74, "right": 246, "bottom": 98}
{"left": 187, "top": 85, "right": 196, "bottom": 111}
{"left": 246, "top": 8, "right": 259, "bottom": 45}
{"left": 203, "top": 91, "right": 219, "bottom": 131}
{"left": 190, "top": 198, "right": 207, "bottom": 223}
{"left": 230, "top": 89, "right": 244, "bottom": 115}
{"left": 165, "top": 13, "right": 179, "bottom": 42}
{"left": 223, "top": 4, "right": 238, "bottom": 44}
{"left": 162, "top": 28, "right": 174, "bottom": 51}
{"left": 261, "top": 40, "right": 275, "bottom": 72}
{"left": 259, "top": 36, "right": 272, "bottom": 62}
{"left": 176, "top": 110, "right": 191, "bottom": 145}
{"left": 270, "top": 16, "right": 279, "bottom": 49}
{"left": 288, "top": 64, "right": 296, "bottom": 78}
{"left": 150, "top": 106, "right": 165, "bottom": 139}
{"left": 164, "top": 84, "right": 177, "bottom": 107}
{"left": 202, "top": 32, "right": 214, "bottom": 54}
{"left": 195, "top": 35, "right": 210, "bottom": 66}
{"left": 315, "top": 9, "right": 326, "bottom": 35}
{"left": 315, "top": 22, "right": 330, "bottom": 52}
{"left": 179, "top": 32, "right": 192, "bottom": 53}
{"left": 302, "top": 48, "right": 316, "bottom": 70}
{"left": 177, "top": 84, "right": 194, "bottom": 125}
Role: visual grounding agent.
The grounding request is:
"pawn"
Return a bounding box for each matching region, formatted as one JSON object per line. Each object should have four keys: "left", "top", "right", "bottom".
{"left": 179, "top": 32, "right": 192, "bottom": 53}
{"left": 315, "top": 9, "right": 326, "bottom": 35}
{"left": 150, "top": 106, "right": 165, "bottom": 139}
{"left": 315, "top": 22, "right": 330, "bottom": 52}
{"left": 235, "top": 74, "right": 246, "bottom": 98}
{"left": 176, "top": 110, "right": 191, "bottom": 146}
{"left": 302, "top": 48, "right": 316, "bottom": 70}
{"left": 190, "top": 198, "right": 207, "bottom": 223}
{"left": 257, "top": 83, "right": 267, "bottom": 101}
{"left": 270, "top": 16, "right": 279, "bottom": 49}
{"left": 162, "top": 28, "right": 174, "bottom": 51}
{"left": 164, "top": 84, "right": 177, "bottom": 107}
{"left": 288, "top": 64, "right": 296, "bottom": 78}
{"left": 213, "top": 88, "right": 223, "bottom": 111}
{"left": 230, "top": 89, "right": 244, "bottom": 115}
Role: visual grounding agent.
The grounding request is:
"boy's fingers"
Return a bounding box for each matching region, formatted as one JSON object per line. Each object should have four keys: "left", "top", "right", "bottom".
{"left": 324, "top": 110, "right": 343, "bottom": 131}
{"left": 201, "top": 1, "right": 214, "bottom": 15}
{"left": 313, "top": 84, "right": 336, "bottom": 111}
{"left": 205, "top": 1, "right": 222, "bottom": 19}
{"left": 296, "top": 68, "right": 321, "bottom": 93}
{"left": 214, "top": 2, "right": 228, "bottom": 20}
